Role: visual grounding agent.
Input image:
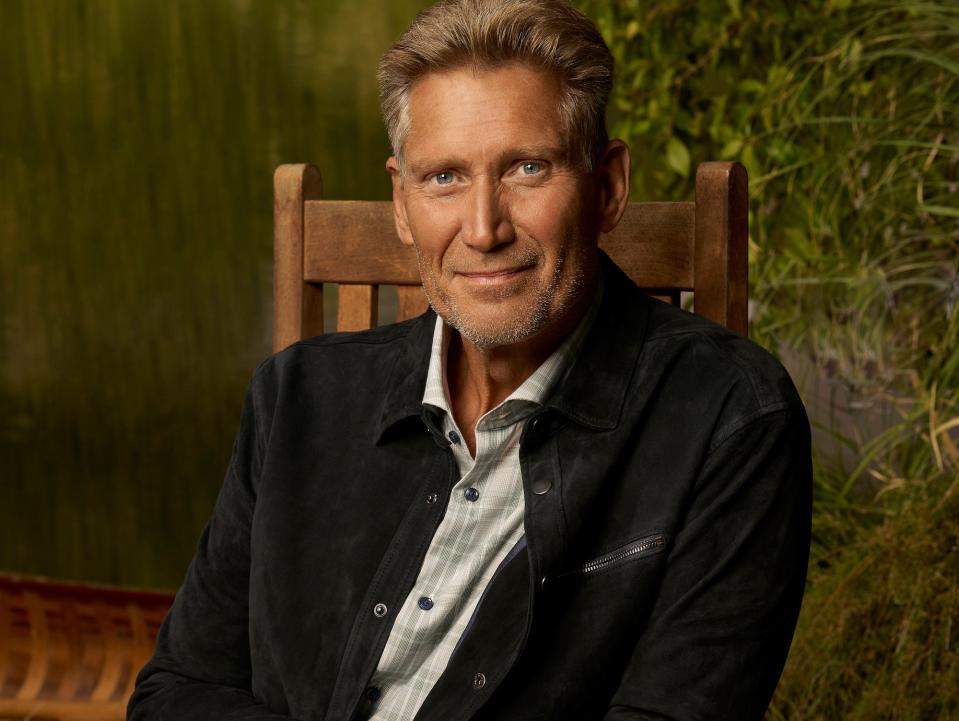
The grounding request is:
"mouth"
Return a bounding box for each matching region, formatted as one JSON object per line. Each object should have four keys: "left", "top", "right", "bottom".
{"left": 456, "top": 265, "right": 534, "bottom": 285}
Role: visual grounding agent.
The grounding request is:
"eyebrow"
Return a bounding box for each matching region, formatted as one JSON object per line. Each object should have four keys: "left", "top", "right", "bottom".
{"left": 406, "top": 145, "right": 568, "bottom": 177}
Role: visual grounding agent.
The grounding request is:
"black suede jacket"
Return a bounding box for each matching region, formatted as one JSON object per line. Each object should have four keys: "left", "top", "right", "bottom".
{"left": 129, "top": 255, "right": 812, "bottom": 721}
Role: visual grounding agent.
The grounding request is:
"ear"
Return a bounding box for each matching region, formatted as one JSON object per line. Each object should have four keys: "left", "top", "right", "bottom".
{"left": 594, "top": 140, "right": 631, "bottom": 233}
{"left": 387, "top": 156, "right": 414, "bottom": 247}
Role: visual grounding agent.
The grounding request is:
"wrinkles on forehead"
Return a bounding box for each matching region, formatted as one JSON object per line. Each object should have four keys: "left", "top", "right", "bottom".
{"left": 400, "top": 65, "right": 572, "bottom": 175}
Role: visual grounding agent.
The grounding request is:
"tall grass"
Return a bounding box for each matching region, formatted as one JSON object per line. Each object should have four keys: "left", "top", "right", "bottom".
{"left": 752, "top": 4, "right": 959, "bottom": 717}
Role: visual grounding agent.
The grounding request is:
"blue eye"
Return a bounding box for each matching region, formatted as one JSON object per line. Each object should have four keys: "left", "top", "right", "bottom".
{"left": 521, "top": 162, "right": 542, "bottom": 175}
{"left": 433, "top": 171, "right": 455, "bottom": 185}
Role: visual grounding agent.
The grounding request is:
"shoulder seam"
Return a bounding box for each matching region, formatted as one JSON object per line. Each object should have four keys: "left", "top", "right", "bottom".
{"left": 707, "top": 403, "right": 795, "bottom": 455}
{"left": 646, "top": 325, "right": 778, "bottom": 413}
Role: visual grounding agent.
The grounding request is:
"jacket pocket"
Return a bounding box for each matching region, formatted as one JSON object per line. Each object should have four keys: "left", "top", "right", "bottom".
{"left": 556, "top": 532, "right": 668, "bottom": 580}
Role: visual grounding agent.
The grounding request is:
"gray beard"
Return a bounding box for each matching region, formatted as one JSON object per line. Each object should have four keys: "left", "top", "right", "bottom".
{"left": 413, "top": 244, "right": 586, "bottom": 351}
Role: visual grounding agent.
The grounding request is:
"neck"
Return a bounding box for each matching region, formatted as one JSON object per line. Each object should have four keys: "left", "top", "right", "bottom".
{"left": 446, "top": 274, "right": 597, "bottom": 453}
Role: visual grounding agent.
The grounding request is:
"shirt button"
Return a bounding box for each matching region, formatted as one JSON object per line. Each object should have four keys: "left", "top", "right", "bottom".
{"left": 472, "top": 672, "right": 486, "bottom": 690}
{"left": 373, "top": 603, "right": 388, "bottom": 618}
{"left": 448, "top": 429, "right": 461, "bottom": 444}
{"left": 426, "top": 492, "right": 438, "bottom": 504}
{"left": 364, "top": 686, "right": 381, "bottom": 702}
{"left": 532, "top": 478, "right": 553, "bottom": 495}
{"left": 417, "top": 596, "right": 434, "bottom": 611}
{"left": 464, "top": 487, "right": 480, "bottom": 502}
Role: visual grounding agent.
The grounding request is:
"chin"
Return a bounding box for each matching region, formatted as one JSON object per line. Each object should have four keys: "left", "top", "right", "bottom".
{"left": 452, "top": 321, "right": 541, "bottom": 351}
{"left": 440, "top": 302, "right": 554, "bottom": 351}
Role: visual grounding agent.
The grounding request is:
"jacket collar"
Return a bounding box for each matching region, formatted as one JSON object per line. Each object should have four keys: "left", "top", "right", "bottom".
{"left": 545, "top": 252, "right": 650, "bottom": 430}
{"left": 375, "top": 251, "right": 651, "bottom": 441}
{"left": 375, "top": 307, "right": 438, "bottom": 442}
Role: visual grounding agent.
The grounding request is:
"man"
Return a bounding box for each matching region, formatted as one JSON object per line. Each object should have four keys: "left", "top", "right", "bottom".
{"left": 129, "top": 1, "right": 811, "bottom": 719}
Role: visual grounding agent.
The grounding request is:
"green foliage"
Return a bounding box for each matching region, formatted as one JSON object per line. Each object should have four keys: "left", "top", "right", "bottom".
{"left": 579, "top": 0, "right": 959, "bottom": 716}
{"left": 581, "top": 0, "right": 827, "bottom": 200}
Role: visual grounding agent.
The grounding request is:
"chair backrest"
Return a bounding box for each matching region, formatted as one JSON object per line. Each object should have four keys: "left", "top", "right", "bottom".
{"left": 273, "top": 161, "right": 747, "bottom": 352}
{"left": 0, "top": 573, "right": 175, "bottom": 721}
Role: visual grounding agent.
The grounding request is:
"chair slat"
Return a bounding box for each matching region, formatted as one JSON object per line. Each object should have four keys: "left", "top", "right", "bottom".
{"left": 397, "top": 285, "right": 429, "bottom": 322}
{"left": 304, "top": 201, "right": 417, "bottom": 284}
{"left": 274, "top": 165, "right": 325, "bottom": 349}
{"left": 600, "top": 202, "right": 694, "bottom": 290}
{"left": 89, "top": 603, "right": 125, "bottom": 702}
{"left": 16, "top": 592, "right": 48, "bottom": 701}
{"left": 694, "top": 162, "right": 748, "bottom": 334}
{"left": 58, "top": 601, "right": 84, "bottom": 700}
{"left": 337, "top": 284, "right": 379, "bottom": 331}
{"left": 303, "top": 200, "right": 695, "bottom": 290}
{"left": 276, "top": 160, "right": 747, "bottom": 348}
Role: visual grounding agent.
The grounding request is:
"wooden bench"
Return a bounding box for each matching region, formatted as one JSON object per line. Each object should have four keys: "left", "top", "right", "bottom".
{"left": 0, "top": 573, "right": 174, "bottom": 721}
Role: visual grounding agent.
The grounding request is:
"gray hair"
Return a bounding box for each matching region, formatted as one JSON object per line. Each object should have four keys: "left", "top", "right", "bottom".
{"left": 378, "top": 0, "right": 614, "bottom": 170}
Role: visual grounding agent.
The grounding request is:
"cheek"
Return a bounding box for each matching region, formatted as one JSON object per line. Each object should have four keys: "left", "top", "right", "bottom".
{"left": 511, "top": 189, "right": 585, "bottom": 250}
{"left": 407, "top": 199, "right": 460, "bottom": 262}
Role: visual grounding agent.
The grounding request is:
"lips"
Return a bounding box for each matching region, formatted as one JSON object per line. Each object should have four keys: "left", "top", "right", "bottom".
{"left": 458, "top": 267, "right": 528, "bottom": 278}
{"left": 454, "top": 266, "right": 534, "bottom": 286}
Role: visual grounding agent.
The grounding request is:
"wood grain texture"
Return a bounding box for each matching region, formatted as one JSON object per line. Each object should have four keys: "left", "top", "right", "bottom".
{"left": 599, "top": 202, "right": 695, "bottom": 289}
{"left": 0, "top": 574, "right": 174, "bottom": 721}
{"left": 694, "top": 162, "right": 749, "bottom": 335}
{"left": 304, "top": 201, "right": 416, "bottom": 284}
{"left": 274, "top": 164, "right": 324, "bottom": 352}
{"left": 397, "top": 285, "right": 429, "bottom": 321}
{"left": 337, "top": 284, "right": 379, "bottom": 331}
{"left": 280, "top": 162, "right": 746, "bottom": 338}
{"left": 302, "top": 200, "right": 695, "bottom": 289}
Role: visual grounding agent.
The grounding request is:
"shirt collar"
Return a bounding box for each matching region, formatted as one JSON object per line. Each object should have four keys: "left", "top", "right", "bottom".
{"left": 375, "top": 251, "right": 652, "bottom": 443}
{"left": 421, "top": 279, "right": 603, "bottom": 430}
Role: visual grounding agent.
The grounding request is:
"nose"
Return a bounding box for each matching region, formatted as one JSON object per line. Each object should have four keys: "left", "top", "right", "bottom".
{"left": 462, "top": 178, "right": 515, "bottom": 251}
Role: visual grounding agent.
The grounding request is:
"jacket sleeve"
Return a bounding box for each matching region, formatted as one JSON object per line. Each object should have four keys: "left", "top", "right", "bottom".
{"left": 603, "top": 404, "right": 812, "bottom": 721}
{"left": 128, "top": 374, "right": 300, "bottom": 721}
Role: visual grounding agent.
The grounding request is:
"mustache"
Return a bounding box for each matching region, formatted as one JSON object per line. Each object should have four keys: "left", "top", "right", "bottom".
{"left": 444, "top": 248, "right": 542, "bottom": 275}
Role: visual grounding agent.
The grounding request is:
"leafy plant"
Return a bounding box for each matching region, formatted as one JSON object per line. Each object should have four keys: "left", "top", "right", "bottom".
{"left": 578, "top": 0, "right": 959, "bottom": 716}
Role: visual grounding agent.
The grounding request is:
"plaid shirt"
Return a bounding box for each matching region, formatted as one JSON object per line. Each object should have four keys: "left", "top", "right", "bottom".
{"left": 367, "top": 295, "right": 599, "bottom": 721}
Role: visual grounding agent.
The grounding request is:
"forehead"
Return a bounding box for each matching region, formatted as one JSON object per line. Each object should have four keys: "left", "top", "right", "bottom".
{"left": 403, "top": 64, "right": 567, "bottom": 163}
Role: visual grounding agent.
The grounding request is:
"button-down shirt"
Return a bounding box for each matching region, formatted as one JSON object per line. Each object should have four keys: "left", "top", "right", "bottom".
{"left": 130, "top": 253, "right": 811, "bottom": 721}
{"left": 368, "top": 295, "right": 600, "bottom": 721}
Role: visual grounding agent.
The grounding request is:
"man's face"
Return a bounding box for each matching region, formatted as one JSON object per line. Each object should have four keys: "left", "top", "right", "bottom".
{"left": 388, "top": 64, "right": 603, "bottom": 350}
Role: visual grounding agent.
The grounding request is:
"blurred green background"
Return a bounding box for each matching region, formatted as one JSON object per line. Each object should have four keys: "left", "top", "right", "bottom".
{"left": 1, "top": 0, "right": 432, "bottom": 588}
{"left": 2, "top": 0, "right": 957, "bottom": 717}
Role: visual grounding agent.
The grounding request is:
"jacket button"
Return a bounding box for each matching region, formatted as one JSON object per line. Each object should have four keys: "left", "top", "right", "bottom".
{"left": 472, "top": 672, "right": 486, "bottom": 690}
{"left": 426, "top": 493, "right": 438, "bottom": 504}
{"left": 532, "top": 478, "right": 552, "bottom": 495}
{"left": 373, "top": 603, "right": 388, "bottom": 618}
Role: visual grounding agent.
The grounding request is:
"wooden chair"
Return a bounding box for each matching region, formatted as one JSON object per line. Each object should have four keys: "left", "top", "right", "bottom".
{"left": 0, "top": 162, "right": 746, "bottom": 721}
{"left": 273, "top": 161, "right": 748, "bottom": 351}
{"left": 0, "top": 573, "right": 174, "bottom": 721}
